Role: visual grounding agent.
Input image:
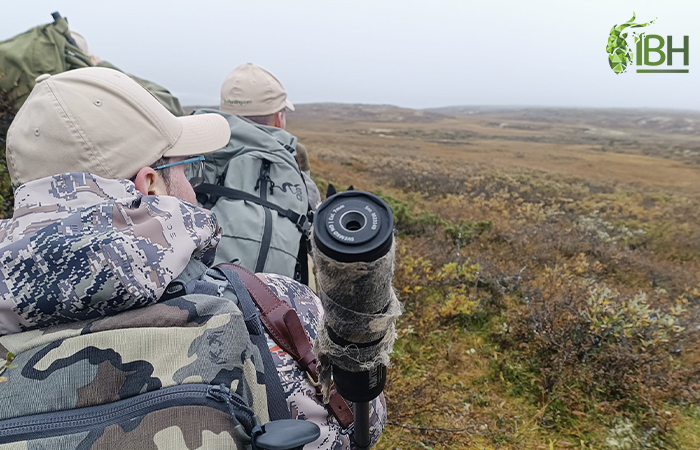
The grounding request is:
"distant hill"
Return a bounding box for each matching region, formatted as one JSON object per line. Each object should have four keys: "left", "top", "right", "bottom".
{"left": 183, "top": 103, "right": 450, "bottom": 123}
{"left": 290, "top": 103, "right": 450, "bottom": 123}
{"left": 429, "top": 105, "right": 700, "bottom": 135}
{"left": 185, "top": 103, "right": 700, "bottom": 135}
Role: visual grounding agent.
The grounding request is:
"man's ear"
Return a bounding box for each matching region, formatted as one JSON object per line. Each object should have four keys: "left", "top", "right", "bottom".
{"left": 133, "top": 166, "right": 168, "bottom": 196}
{"left": 273, "top": 110, "right": 286, "bottom": 129}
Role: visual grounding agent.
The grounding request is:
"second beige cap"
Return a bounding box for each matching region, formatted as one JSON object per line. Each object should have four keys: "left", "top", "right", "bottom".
{"left": 220, "top": 63, "right": 295, "bottom": 116}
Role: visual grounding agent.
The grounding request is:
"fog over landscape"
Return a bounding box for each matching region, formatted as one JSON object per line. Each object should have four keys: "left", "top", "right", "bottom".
{"left": 2, "top": 0, "right": 699, "bottom": 110}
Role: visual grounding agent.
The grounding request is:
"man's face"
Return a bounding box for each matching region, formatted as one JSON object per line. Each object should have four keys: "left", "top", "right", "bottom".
{"left": 133, "top": 157, "right": 201, "bottom": 205}
{"left": 159, "top": 158, "right": 197, "bottom": 205}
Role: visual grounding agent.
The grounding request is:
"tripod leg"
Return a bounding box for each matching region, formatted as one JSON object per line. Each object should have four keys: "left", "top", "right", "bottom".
{"left": 354, "top": 401, "right": 371, "bottom": 449}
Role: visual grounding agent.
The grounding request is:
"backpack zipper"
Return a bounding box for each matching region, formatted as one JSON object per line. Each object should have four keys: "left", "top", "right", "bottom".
{"left": 255, "top": 160, "right": 274, "bottom": 272}
{"left": 0, "top": 384, "right": 255, "bottom": 444}
{"left": 254, "top": 160, "right": 275, "bottom": 196}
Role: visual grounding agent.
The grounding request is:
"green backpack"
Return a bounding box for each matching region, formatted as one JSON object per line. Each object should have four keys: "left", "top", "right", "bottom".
{"left": 0, "top": 12, "right": 184, "bottom": 116}
{"left": 193, "top": 110, "right": 312, "bottom": 284}
{"left": 0, "top": 14, "right": 90, "bottom": 112}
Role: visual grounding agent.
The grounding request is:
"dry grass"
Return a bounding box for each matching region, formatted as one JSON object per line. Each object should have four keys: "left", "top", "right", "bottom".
{"left": 292, "top": 118, "right": 700, "bottom": 194}
{"left": 289, "top": 104, "right": 700, "bottom": 449}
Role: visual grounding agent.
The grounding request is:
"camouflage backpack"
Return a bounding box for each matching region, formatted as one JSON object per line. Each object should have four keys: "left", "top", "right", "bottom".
{"left": 0, "top": 265, "right": 319, "bottom": 450}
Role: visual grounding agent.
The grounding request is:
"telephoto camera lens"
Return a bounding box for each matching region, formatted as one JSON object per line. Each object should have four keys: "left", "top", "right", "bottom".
{"left": 312, "top": 190, "right": 400, "bottom": 450}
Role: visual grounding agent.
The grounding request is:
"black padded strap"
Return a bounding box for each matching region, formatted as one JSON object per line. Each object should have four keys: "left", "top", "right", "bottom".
{"left": 195, "top": 183, "right": 310, "bottom": 234}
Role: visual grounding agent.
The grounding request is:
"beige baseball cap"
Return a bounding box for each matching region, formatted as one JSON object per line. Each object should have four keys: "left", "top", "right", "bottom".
{"left": 220, "top": 63, "right": 295, "bottom": 116}
{"left": 6, "top": 67, "right": 231, "bottom": 186}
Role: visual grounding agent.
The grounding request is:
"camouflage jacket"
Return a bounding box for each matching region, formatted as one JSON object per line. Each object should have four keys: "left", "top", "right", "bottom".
{"left": 0, "top": 173, "right": 220, "bottom": 335}
{"left": 0, "top": 173, "right": 385, "bottom": 449}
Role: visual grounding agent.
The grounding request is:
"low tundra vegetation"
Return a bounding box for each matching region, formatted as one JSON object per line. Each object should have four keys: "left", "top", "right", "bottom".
{"left": 312, "top": 155, "right": 699, "bottom": 449}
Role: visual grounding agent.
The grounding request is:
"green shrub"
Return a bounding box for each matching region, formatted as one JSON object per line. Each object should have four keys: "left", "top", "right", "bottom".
{"left": 375, "top": 190, "right": 491, "bottom": 244}
{"left": 505, "top": 261, "right": 694, "bottom": 443}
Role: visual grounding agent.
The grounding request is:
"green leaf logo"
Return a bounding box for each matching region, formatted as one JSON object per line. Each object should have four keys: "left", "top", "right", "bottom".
{"left": 606, "top": 13, "right": 656, "bottom": 74}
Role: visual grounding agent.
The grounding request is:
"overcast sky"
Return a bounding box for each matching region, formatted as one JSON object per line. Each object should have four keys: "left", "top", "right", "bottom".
{"left": 1, "top": 0, "right": 698, "bottom": 110}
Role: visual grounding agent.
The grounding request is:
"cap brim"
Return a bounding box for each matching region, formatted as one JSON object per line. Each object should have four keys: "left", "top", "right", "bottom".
{"left": 164, "top": 113, "right": 231, "bottom": 158}
{"left": 285, "top": 99, "right": 295, "bottom": 111}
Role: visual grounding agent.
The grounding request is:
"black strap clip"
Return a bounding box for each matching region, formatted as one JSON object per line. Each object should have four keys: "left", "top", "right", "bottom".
{"left": 296, "top": 214, "right": 312, "bottom": 236}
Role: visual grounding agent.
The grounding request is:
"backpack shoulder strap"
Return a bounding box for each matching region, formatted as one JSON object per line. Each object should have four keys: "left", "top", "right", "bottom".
{"left": 195, "top": 183, "right": 311, "bottom": 235}
{"left": 211, "top": 266, "right": 291, "bottom": 421}
{"left": 222, "top": 263, "right": 355, "bottom": 429}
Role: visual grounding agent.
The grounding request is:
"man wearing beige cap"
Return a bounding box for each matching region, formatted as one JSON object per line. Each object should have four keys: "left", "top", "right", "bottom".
{"left": 219, "top": 63, "right": 321, "bottom": 209}
{"left": 220, "top": 63, "right": 294, "bottom": 128}
{"left": 0, "top": 66, "right": 230, "bottom": 334}
{"left": 0, "top": 66, "right": 386, "bottom": 449}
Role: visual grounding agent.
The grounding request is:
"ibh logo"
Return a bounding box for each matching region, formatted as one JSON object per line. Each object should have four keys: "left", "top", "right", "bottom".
{"left": 606, "top": 13, "right": 689, "bottom": 74}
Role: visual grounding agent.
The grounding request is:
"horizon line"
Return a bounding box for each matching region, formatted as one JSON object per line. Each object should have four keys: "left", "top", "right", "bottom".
{"left": 182, "top": 102, "right": 700, "bottom": 114}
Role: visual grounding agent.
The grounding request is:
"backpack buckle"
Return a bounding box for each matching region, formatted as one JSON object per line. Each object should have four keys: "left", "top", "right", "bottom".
{"left": 296, "top": 214, "right": 312, "bottom": 236}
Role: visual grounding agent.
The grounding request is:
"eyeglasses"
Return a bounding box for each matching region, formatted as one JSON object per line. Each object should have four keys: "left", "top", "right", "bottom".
{"left": 153, "top": 155, "right": 205, "bottom": 188}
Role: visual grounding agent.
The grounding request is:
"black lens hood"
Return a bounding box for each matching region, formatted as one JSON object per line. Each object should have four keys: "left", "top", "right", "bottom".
{"left": 313, "top": 191, "right": 394, "bottom": 263}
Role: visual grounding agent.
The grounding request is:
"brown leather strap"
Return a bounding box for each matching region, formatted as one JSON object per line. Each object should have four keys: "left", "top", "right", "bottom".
{"left": 222, "top": 264, "right": 355, "bottom": 429}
